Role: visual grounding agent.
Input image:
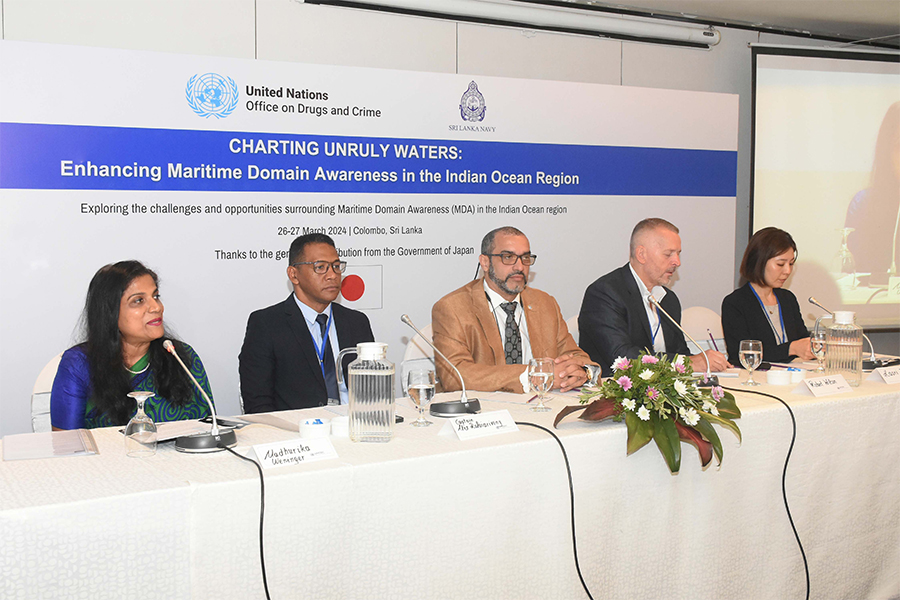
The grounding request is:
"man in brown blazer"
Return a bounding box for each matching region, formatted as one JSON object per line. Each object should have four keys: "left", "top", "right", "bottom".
{"left": 432, "top": 226, "right": 599, "bottom": 394}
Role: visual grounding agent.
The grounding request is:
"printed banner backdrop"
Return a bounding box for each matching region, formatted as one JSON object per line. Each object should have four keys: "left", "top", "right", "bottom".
{"left": 0, "top": 41, "right": 738, "bottom": 435}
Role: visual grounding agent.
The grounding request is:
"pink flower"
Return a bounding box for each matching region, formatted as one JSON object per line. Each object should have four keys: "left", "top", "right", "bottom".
{"left": 616, "top": 376, "right": 633, "bottom": 391}
{"left": 711, "top": 386, "right": 724, "bottom": 401}
{"left": 674, "top": 363, "right": 686, "bottom": 374}
{"left": 611, "top": 357, "right": 631, "bottom": 372}
{"left": 646, "top": 387, "right": 659, "bottom": 401}
{"left": 641, "top": 355, "right": 659, "bottom": 364}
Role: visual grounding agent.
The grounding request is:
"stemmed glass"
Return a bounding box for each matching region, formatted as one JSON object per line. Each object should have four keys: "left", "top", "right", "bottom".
{"left": 810, "top": 330, "right": 827, "bottom": 373}
{"left": 125, "top": 391, "right": 158, "bottom": 457}
{"left": 528, "top": 358, "right": 554, "bottom": 412}
{"left": 407, "top": 369, "right": 435, "bottom": 427}
{"left": 739, "top": 340, "right": 763, "bottom": 386}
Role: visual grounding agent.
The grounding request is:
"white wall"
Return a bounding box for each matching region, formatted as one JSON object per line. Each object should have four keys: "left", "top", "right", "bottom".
{"left": 2, "top": 0, "right": 895, "bottom": 435}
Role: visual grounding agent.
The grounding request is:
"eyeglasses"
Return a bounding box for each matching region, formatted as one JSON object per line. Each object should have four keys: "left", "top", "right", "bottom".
{"left": 483, "top": 252, "right": 537, "bottom": 266}
{"left": 291, "top": 260, "right": 348, "bottom": 274}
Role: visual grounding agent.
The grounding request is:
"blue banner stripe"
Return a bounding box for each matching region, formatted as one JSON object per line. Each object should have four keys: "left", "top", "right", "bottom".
{"left": 0, "top": 123, "right": 736, "bottom": 196}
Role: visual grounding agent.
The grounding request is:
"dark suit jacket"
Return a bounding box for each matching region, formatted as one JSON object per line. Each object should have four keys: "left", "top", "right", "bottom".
{"left": 721, "top": 283, "right": 809, "bottom": 365}
{"left": 579, "top": 263, "right": 689, "bottom": 376}
{"left": 239, "top": 295, "right": 375, "bottom": 413}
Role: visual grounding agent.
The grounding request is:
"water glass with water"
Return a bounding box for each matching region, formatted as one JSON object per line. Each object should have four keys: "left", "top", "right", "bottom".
{"left": 739, "top": 340, "right": 763, "bottom": 386}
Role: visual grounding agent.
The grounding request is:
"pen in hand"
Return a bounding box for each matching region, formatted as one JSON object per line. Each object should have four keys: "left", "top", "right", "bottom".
{"left": 707, "top": 329, "right": 720, "bottom": 352}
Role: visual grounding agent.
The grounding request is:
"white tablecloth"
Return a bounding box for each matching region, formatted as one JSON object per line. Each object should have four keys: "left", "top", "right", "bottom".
{"left": 2, "top": 374, "right": 898, "bottom": 600}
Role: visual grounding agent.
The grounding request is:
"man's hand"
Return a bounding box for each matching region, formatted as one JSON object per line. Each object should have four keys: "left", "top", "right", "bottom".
{"left": 689, "top": 350, "right": 731, "bottom": 373}
{"left": 553, "top": 354, "right": 588, "bottom": 392}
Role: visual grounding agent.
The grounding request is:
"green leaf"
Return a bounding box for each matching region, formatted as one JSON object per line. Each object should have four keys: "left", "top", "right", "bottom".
{"left": 716, "top": 391, "right": 741, "bottom": 419}
{"left": 694, "top": 417, "right": 723, "bottom": 464}
{"left": 698, "top": 410, "right": 742, "bottom": 443}
{"left": 625, "top": 410, "right": 654, "bottom": 455}
{"left": 652, "top": 412, "right": 682, "bottom": 473}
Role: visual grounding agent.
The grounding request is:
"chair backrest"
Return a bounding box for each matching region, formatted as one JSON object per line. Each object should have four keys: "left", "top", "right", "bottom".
{"left": 680, "top": 306, "right": 725, "bottom": 355}
{"left": 565, "top": 315, "right": 579, "bottom": 344}
{"left": 32, "top": 352, "right": 63, "bottom": 432}
{"left": 401, "top": 324, "right": 436, "bottom": 393}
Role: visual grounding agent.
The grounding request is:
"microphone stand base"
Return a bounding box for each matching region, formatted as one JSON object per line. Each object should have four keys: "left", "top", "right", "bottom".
{"left": 694, "top": 375, "right": 720, "bottom": 388}
{"left": 430, "top": 399, "right": 481, "bottom": 417}
{"left": 175, "top": 428, "right": 238, "bottom": 453}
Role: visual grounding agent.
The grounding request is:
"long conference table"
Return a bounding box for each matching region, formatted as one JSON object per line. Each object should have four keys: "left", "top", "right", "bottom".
{"left": 1, "top": 372, "right": 898, "bottom": 600}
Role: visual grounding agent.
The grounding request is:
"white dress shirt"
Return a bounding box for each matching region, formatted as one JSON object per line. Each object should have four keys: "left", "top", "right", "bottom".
{"left": 293, "top": 295, "right": 349, "bottom": 404}
{"left": 629, "top": 264, "right": 668, "bottom": 354}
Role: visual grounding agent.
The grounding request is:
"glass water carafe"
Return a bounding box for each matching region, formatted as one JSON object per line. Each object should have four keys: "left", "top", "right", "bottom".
{"left": 337, "top": 342, "right": 395, "bottom": 443}
{"left": 825, "top": 311, "right": 863, "bottom": 387}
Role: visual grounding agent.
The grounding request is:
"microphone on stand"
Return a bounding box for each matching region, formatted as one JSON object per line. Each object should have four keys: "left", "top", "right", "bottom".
{"left": 163, "top": 340, "right": 237, "bottom": 453}
{"left": 808, "top": 297, "right": 888, "bottom": 370}
{"left": 400, "top": 314, "right": 481, "bottom": 416}
{"left": 648, "top": 295, "right": 718, "bottom": 387}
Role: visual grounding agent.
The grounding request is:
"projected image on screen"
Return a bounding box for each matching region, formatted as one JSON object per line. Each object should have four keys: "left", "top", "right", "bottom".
{"left": 752, "top": 47, "right": 900, "bottom": 329}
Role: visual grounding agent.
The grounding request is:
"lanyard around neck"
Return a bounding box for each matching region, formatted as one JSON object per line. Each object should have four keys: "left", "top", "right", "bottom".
{"left": 311, "top": 310, "right": 334, "bottom": 377}
{"left": 647, "top": 300, "right": 662, "bottom": 347}
{"left": 749, "top": 285, "right": 786, "bottom": 345}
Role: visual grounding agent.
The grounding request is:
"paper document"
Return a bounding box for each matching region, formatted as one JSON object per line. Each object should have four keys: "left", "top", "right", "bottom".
{"left": 3, "top": 429, "right": 99, "bottom": 461}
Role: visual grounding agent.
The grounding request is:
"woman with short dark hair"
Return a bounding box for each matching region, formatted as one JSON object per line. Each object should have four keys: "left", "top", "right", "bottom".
{"left": 721, "top": 228, "right": 814, "bottom": 365}
{"left": 51, "top": 260, "right": 213, "bottom": 429}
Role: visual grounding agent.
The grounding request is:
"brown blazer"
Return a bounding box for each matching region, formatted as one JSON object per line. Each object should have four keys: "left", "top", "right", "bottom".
{"left": 432, "top": 279, "right": 594, "bottom": 393}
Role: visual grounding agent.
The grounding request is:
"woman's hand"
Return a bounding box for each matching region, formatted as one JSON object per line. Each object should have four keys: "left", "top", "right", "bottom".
{"left": 790, "top": 337, "right": 815, "bottom": 361}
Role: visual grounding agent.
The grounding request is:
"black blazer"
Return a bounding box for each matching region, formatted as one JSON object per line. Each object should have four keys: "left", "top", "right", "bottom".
{"left": 721, "top": 283, "right": 808, "bottom": 365}
{"left": 579, "top": 264, "right": 689, "bottom": 376}
{"left": 238, "top": 295, "right": 375, "bottom": 413}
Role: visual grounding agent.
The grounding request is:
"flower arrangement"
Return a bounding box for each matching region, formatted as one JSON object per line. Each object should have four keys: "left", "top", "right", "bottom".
{"left": 554, "top": 353, "right": 741, "bottom": 473}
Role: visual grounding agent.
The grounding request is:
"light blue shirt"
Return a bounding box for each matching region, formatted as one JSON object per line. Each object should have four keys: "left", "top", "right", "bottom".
{"left": 293, "top": 295, "right": 348, "bottom": 404}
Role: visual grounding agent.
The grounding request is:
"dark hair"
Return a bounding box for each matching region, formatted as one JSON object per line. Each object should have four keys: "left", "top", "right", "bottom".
{"left": 79, "top": 260, "right": 195, "bottom": 425}
{"left": 871, "top": 101, "right": 899, "bottom": 199}
{"left": 629, "top": 218, "right": 679, "bottom": 257}
{"left": 739, "top": 227, "right": 797, "bottom": 286}
{"left": 289, "top": 233, "right": 336, "bottom": 265}
{"left": 480, "top": 226, "right": 526, "bottom": 255}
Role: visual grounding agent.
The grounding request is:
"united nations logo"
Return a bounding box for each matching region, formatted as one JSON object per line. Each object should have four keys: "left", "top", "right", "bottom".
{"left": 185, "top": 73, "right": 239, "bottom": 119}
{"left": 459, "top": 81, "right": 487, "bottom": 122}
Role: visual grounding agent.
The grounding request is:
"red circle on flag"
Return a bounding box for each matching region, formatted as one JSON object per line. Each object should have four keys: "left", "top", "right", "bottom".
{"left": 341, "top": 275, "right": 365, "bottom": 302}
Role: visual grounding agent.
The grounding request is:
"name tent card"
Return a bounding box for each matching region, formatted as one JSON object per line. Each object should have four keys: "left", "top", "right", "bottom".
{"left": 868, "top": 366, "right": 900, "bottom": 385}
{"left": 793, "top": 374, "right": 851, "bottom": 397}
{"left": 440, "top": 410, "right": 518, "bottom": 441}
{"left": 252, "top": 438, "right": 338, "bottom": 469}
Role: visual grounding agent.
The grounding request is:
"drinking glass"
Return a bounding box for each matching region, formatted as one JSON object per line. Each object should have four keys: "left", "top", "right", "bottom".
{"left": 739, "top": 340, "right": 763, "bottom": 386}
{"left": 407, "top": 369, "right": 435, "bottom": 427}
{"left": 810, "top": 330, "right": 827, "bottom": 373}
{"left": 528, "top": 358, "right": 554, "bottom": 412}
{"left": 124, "top": 391, "right": 158, "bottom": 457}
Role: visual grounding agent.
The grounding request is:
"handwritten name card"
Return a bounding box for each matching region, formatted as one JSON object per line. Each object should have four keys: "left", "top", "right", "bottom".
{"left": 252, "top": 437, "right": 337, "bottom": 470}
{"left": 793, "top": 374, "right": 851, "bottom": 397}
{"left": 868, "top": 366, "right": 900, "bottom": 385}
{"left": 440, "top": 410, "right": 518, "bottom": 441}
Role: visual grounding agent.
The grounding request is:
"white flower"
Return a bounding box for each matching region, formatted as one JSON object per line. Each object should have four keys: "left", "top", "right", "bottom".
{"left": 683, "top": 408, "right": 700, "bottom": 426}
{"left": 622, "top": 397, "right": 636, "bottom": 411}
{"left": 703, "top": 400, "right": 719, "bottom": 416}
{"left": 637, "top": 405, "right": 651, "bottom": 421}
{"left": 674, "top": 354, "right": 685, "bottom": 366}
{"left": 674, "top": 379, "right": 689, "bottom": 397}
{"left": 639, "top": 369, "right": 654, "bottom": 381}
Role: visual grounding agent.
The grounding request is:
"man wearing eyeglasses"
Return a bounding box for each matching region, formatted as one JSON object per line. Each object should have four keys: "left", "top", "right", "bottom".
{"left": 239, "top": 233, "right": 374, "bottom": 412}
{"left": 432, "top": 226, "right": 598, "bottom": 394}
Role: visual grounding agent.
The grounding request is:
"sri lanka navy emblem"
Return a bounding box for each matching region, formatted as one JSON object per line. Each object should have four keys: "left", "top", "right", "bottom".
{"left": 459, "top": 81, "right": 487, "bottom": 122}
{"left": 185, "top": 73, "right": 239, "bottom": 119}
